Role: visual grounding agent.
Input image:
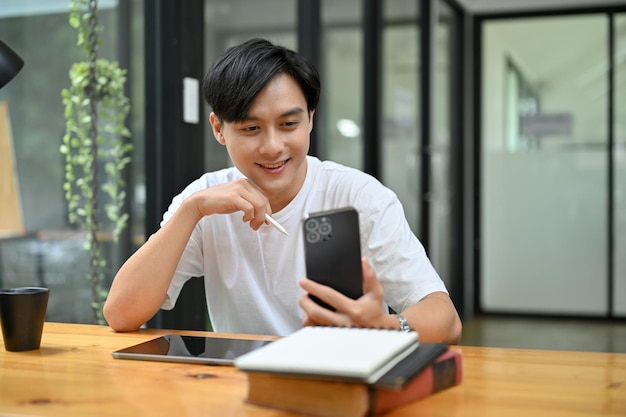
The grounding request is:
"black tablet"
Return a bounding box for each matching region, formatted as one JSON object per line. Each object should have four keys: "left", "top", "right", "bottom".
{"left": 112, "top": 334, "right": 272, "bottom": 365}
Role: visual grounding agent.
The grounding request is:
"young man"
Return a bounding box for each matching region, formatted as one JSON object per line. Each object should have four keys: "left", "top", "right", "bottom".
{"left": 103, "top": 38, "right": 462, "bottom": 344}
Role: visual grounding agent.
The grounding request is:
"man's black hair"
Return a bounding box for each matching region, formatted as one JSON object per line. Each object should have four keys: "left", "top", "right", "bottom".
{"left": 202, "top": 38, "right": 320, "bottom": 123}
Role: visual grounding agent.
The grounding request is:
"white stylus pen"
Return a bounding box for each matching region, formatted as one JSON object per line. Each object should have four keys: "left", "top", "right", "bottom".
{"left": 265, "top": 213, "right": 288, "bottom": 236}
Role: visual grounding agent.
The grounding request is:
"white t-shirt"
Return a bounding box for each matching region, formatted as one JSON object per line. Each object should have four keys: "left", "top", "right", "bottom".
{"left": 159, "top": 156, "right": 447, "bottom": 336}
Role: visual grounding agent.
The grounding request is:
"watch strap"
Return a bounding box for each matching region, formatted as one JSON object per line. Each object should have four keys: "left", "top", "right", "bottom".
{"left": 393, "top": 314, "right": 412, "bottom": 332}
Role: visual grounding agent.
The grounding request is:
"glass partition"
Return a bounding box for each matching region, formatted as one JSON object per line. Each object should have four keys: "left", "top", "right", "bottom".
{"left": 382, "top": 0, "right": 420, "bottom": 232}
{"left": 431, "top": 1, "right": 455, "bottom": 286}
{"left": 321, "top": 0, "right": 363, "bottom": 169}
{"left": 614, "top": 14, "right": 626, "bottom": 316}
{"left": 481, "top": 15, "right": 609, "bottom": 315}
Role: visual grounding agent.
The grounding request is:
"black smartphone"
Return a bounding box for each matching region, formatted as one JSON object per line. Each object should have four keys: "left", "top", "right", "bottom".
{"left": 303, "top": 207, "right": 363, "bottom": 310}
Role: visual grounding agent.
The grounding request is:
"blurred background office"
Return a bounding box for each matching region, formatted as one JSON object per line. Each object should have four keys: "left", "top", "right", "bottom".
{"left": 0, "top": 0, "right": 624, "bottom": 352}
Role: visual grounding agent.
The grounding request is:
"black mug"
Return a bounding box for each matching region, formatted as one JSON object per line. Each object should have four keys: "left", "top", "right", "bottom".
{"left": 0, "top": 287, "right": 49, "bottom": 352}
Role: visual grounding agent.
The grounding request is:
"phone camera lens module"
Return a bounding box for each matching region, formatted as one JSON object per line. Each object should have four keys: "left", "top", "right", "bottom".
{"left": 306, "top": 232, "right": 321, "bottom": 244}
{"left": 319, "top": 223, "right": 332, "bottom": 235}
{"left": 305, "top": 219, "right": 319, "bottom": 231}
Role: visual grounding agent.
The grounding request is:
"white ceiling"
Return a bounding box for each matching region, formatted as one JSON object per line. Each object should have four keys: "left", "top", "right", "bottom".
{"left": 456, "top": 0, "right": 626, "bottom": 13}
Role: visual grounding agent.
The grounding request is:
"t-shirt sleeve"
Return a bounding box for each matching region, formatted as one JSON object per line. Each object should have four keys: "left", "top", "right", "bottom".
{"left": 155, "top": 178, "right": 207, "bottom": 310}
{"left": 355, "top": 181, "right": 448, "bottom": 313}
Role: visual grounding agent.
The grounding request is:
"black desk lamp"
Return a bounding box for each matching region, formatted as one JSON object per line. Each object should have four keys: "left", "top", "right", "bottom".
{"left": 0, "top": 40, "right": 24, "bottom": 89}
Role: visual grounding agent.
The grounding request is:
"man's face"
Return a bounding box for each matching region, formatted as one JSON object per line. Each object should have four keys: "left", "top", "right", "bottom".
{"left": 210, "top": 73, "right": 313, "bottom": 211}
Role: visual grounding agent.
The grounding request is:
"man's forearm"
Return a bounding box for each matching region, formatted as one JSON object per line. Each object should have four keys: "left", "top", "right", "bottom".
{"left": 402, "top": 292, "right": 463, "bottom": 344}
{"left": 103, "top": 199, "right": 202, "bottom": 331}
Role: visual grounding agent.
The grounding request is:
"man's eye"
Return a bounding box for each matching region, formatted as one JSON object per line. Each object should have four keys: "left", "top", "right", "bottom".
{"left": 241, "top": 126, "right": 258, "bottom": 132}
{"left": 284, "top": 121, "right": 299, "bottom": 127}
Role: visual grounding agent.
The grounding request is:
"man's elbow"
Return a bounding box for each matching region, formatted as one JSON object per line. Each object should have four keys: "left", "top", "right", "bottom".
{"left": 103, "top": 302, "right": 140, "bottom": 332}
{"left": 447, "top": 313, "right": 463, "bottom": 345}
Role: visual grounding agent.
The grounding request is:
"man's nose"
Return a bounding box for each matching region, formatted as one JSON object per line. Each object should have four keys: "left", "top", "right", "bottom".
{"left": 259, "top": 129, "right": 283, "bottom": 155}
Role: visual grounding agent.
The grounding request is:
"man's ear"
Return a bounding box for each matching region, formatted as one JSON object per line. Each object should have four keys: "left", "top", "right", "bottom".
{"left": 308, "top": 109, "right": 315, "bottom": 133}
{"left": 209, "top": 112, "right": 226, "bottom": 145}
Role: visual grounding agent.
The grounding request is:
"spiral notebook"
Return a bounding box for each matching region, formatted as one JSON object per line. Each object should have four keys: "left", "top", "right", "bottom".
{"left": 235, "top": 326, "right": 419, "bottom": 384}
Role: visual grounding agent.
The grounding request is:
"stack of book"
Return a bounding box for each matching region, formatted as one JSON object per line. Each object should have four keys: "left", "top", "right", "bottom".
{"left": 235, "top": 326, "right": 462, "bottom": 417}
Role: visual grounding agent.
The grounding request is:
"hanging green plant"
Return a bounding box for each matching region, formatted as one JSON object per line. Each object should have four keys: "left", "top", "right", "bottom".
{"left": 60, "top": 0, "right": 132, "bottom": 324}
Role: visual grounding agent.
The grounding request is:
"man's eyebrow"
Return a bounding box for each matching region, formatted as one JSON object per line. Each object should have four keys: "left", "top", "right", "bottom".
{"left": 279, "top": 107, "right": 306, "bottom": 117}
{"left": 243, "top": 107, "right": 306, "bottom": 121}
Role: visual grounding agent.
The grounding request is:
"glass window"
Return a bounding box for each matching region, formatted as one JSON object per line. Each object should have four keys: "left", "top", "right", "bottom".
{"left": 0, "top": 2, "right": 144, "bottom": 323}
{"left": 203, "top": 0, "right": 296, "bottom": 172}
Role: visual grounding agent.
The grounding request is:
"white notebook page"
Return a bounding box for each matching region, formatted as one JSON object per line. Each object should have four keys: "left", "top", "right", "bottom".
{"left": 235, "top": 326, "right": 419, "bottom": 383}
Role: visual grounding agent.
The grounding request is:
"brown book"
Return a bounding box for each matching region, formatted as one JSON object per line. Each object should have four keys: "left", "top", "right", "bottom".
{"left": 243, "top": 349, "right": 463, "bottom": 417}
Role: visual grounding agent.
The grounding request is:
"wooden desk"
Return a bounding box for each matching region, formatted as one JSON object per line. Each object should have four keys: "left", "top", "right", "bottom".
{"left": 0, "top": 322, "right": 624, "bottom": 416}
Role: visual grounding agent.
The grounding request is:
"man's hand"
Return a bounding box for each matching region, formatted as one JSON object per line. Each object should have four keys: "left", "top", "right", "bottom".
{"left": 299, "top": 257, "right": 394, "bottom": 329}
{"left": 190, "top": 178, "right": 272, "bottom": 231}
{"left": 299, "top": 256, "right": 464, "bottom": 344}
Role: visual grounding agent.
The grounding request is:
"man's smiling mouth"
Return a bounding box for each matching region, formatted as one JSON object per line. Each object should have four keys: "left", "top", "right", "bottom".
{"left": 259, "top": 160, "right": 288, "bottom": 169}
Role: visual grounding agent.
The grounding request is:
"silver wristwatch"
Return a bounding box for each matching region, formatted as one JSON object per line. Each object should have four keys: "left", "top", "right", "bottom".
{"left": 393, "top": 314, "right": 412, "bottom": 332}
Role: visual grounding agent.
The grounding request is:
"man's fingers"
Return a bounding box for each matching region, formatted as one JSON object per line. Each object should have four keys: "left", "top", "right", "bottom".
{"left": 361, "top": 257, "right": 378, "bottom": 293}
{"left": 299, "top": 292, "right": 352, "bottom": 327}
